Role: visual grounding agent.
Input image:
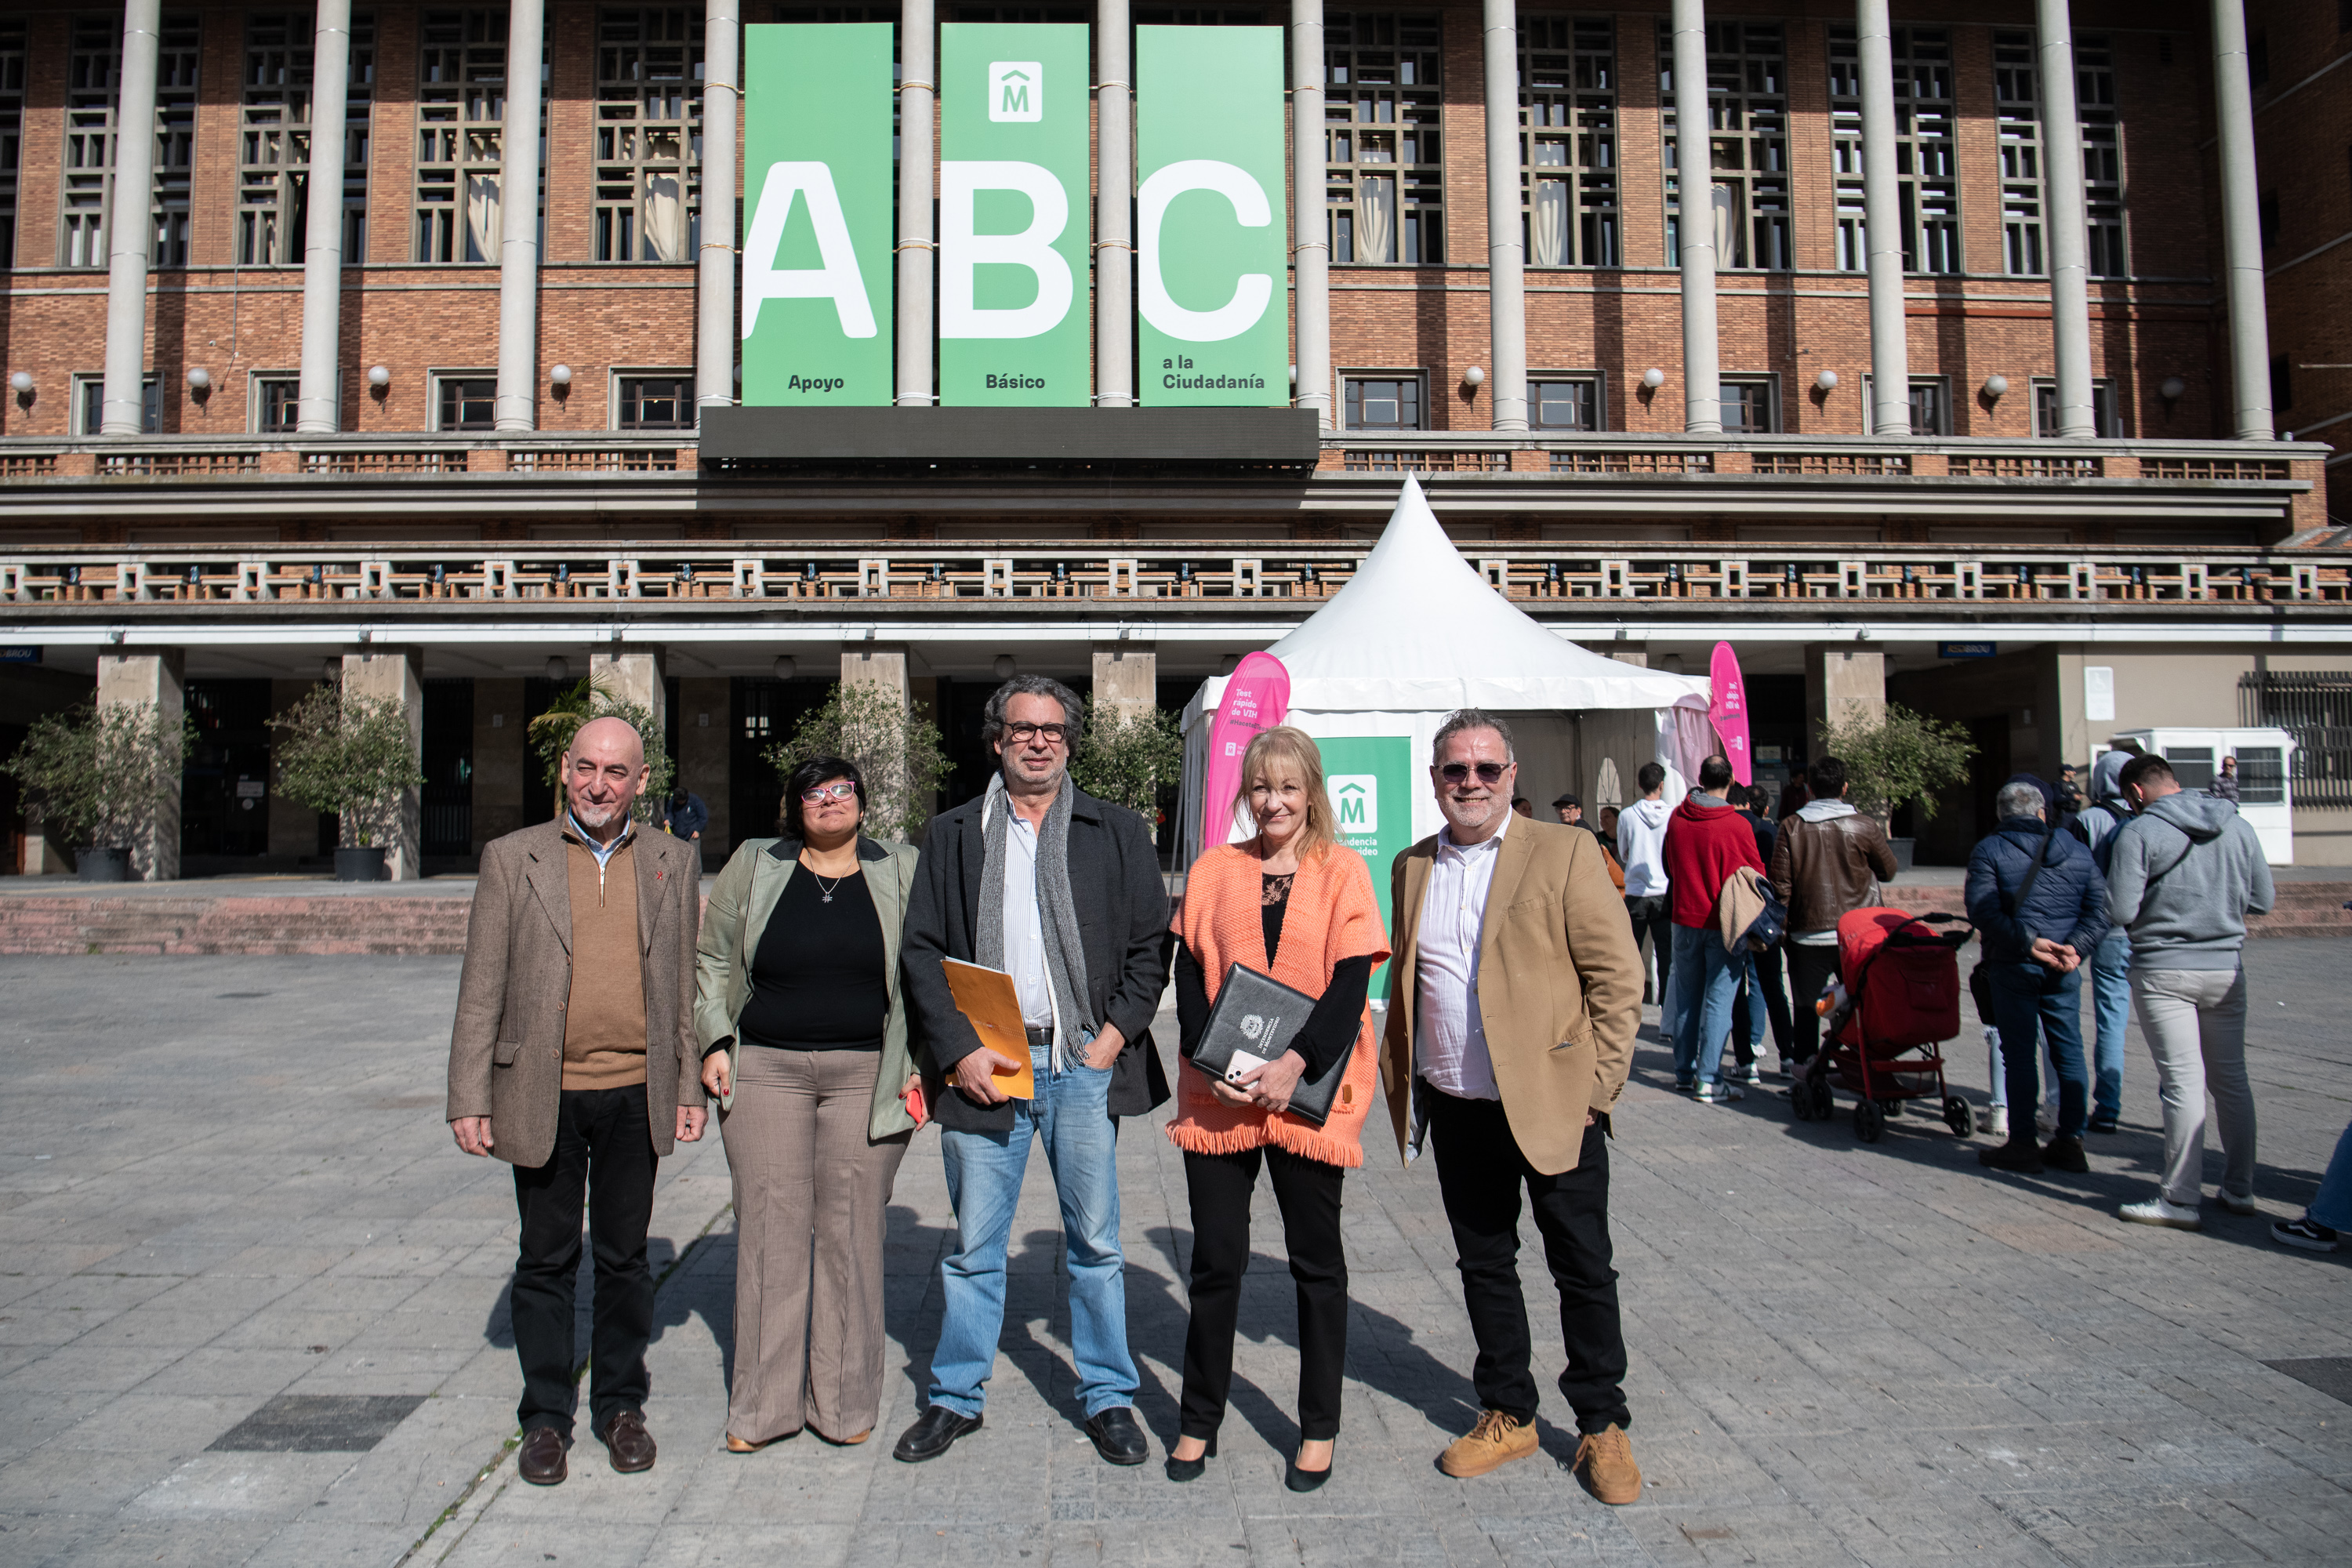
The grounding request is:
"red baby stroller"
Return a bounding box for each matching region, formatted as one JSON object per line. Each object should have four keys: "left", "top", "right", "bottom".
{"left": 1789, "top": 906, "right": 1976, "bottom": 1143}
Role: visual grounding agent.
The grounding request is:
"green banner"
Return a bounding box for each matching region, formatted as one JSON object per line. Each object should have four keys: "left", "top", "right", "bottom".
{"left": 938, "top": 24, "right": 1091, "bottom": 406}
{"left": 1136, "top": 26, "right": 1287, "bottom": 407}
{"left": 1316, "top": 735, "right": 1413, "bottom": 982}
{"left": 739, "top": 24, "right": 895, "bottom": 406}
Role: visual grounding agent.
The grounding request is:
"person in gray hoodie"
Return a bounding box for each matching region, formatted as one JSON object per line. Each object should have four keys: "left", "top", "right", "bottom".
{"left": 1616, "top": 763, "right": 1675, "bottom": 1025}
{"left": 2107, "top": 753, "right": 2276, "bottom": 1230}
{"left": 2067, "top": 750, "right": 2137, "bottom": 1133}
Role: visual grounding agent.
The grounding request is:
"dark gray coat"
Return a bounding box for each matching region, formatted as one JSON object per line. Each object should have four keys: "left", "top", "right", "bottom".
{"left": 901, "top": 782, "right": 1172, "bottom": 1132}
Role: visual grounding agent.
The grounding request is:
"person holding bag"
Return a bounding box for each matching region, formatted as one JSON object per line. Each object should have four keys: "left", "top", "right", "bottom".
{"left": 1164, "top": 726, "right": 1388, "bottom": 1491}
{"left": 695, "top": 757, "right": 923, "bottom": 1451}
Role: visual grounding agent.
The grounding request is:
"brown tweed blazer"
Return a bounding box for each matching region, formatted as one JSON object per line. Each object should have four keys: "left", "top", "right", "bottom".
{"left": 445, "top": 816, "right": 704, "bottom": 1169}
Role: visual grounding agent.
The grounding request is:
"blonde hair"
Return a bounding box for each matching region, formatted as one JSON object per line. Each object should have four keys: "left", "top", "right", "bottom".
{"left": 1230, "top": 725, "right": 1337, "bottom": 862}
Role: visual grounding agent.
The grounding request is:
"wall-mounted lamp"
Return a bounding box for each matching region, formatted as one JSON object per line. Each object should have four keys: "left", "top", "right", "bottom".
{"left": 9, "top": 371, "right": 31, "bottom": 407}
{"left": 2159, "top": 376, "right": 2187, "bottom": 403}
{"left": 772, "top": 655, "right": 796, "bottom": 681}
{"left": 1981, "top": 373, "right": 2009, "bottom": 401}
{"left": 367, "top": 365, "right": 391, "bottom": 401}
{"left": 545, "top": 655, "right": 570, "bottom": 683}
{"left": 550, "top": 364, "right": 572, "bottom": 401}
{"left": 1462, "top": 365, "right": 1486, "bottom": 389}
{"left": 1641, "top": 368, "right": 1667, "bottom": 390}
{"left": 320, "top": 657, "right": 339, "bottom": 682}
{"left": 1813, "top": 369, "right": 1839, "bottom": 393}
{"left": 186, "top": 366, "right": 211, "bottom": 403}
{"left": 993, "top": 653, "right": 1018, "bottom": 679}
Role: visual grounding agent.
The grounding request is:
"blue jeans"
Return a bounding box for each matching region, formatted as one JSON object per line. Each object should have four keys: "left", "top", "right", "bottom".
{"left": 2090, "top": 930, "right": 2131, "bottom": 1121}
{"left": 1668, "top": 922, "right": 1743, "bottom": 1090}
{"left": 928, "top": 1047, "right": 1135, "bottom": 1421}
{"left": 2311, "top": 1120, "right": 2352, "bottom": 1232}
{"left": 1987, "top": 959, "right": 2087, "bottom": 1142}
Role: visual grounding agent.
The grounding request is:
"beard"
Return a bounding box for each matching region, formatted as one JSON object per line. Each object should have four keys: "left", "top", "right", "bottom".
{"left": 572, "top": 796, "right": 628, "bottom": 829}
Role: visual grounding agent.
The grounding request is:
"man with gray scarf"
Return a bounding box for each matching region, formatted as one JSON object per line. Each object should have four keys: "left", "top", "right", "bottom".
{"left": 895, "top": 677, "right": 1171, "bottom": 1467}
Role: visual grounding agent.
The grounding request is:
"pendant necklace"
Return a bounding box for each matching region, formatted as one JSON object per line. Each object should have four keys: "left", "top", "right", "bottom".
{"left": 804, "top": 855, "right": 848, "bottom": 903}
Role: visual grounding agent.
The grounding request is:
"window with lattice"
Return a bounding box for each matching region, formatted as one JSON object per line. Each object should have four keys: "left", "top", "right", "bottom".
{"left": 1519, "top": 14, "right": 1616, "bottom": 268}
{"left": 1828, "top": 25, "right": 1958, "bottom": 274}
{"left": 0, "top": 22, "right": 22, "bottom": 269}
{"left": 2076, "top": 34, "right": 2125, "bottom": 277}
{"left": 416, "top": 9, "right": 542, "bottom": 263}
{"left": 241, "top": 13, "right": 376, "bottom": 266}
{"left": 61, "top": 14, "right": 198, "bottom": 270}
{"left": 593, "top": 9, "right": 702, "bottom": 262}
{"left": 1327, "top": 12, "right": 1443, "bottom": 265}
{"left": 1661, "top": 20, "right": 1788, "bottom": 272}
{"left": 1994, "top": 31, "right": 2042, "bottom": 275}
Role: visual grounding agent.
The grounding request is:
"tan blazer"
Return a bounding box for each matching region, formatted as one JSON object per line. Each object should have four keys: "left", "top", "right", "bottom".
{"left": 1379, "top": 816, "right": 1642, "bottom": 1175}
{"left": 445, "top": 818, "right": 704, "bottom": 1170}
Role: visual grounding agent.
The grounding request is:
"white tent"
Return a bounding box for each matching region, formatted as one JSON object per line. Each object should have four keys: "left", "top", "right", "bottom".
{"left": 1177, "top": 475, "right": 1715, "bottom": 880}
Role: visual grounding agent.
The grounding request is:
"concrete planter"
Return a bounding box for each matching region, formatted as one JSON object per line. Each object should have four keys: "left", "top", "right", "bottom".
{"left": 74, "top": 846, "right": 133, "bottom": 882}
{"left": 1887, "top": 837, "right": 1916, "bottom": 873}
{"left": 334, "top": 846, "right": 387, "bottom": 882}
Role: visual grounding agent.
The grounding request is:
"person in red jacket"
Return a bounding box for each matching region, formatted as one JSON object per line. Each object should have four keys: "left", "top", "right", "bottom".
{"left": 1661, "top": 755, "right": 1766, "bottom": 1102}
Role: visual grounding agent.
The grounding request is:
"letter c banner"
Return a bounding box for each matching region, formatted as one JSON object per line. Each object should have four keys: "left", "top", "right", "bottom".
{"left": 1137, "top": 160, "right": 1273, "bottom": 344}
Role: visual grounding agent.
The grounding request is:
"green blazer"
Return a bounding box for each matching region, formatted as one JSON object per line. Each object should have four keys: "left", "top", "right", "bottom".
{"left": 694, "top": 833, "right": 924, "bottom": 1141}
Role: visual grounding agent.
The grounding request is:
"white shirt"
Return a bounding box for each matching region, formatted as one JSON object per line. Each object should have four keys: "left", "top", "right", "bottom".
{"left": 998, "top": 804, "right": 1054, "bottom": 1032}
{"left": 1414, "top": 808, "right": 1511, "bottom": 1101}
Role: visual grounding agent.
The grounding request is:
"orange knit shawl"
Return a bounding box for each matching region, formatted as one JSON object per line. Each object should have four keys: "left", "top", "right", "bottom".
{"left": 1166, "top": 842, "right": 1391, "bottom": 1167}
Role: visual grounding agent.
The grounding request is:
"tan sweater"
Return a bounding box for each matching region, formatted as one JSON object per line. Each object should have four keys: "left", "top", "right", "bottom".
{"left": 562, "top": 830, "right": 648, "bottom": 1091}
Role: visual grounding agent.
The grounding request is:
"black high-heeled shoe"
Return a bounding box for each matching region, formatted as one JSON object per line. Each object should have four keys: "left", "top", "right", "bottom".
{"left": 1285, "top": 1446, "right": 1334, "bottom": 1494}
{"left": 1163, "top": 1434, "right": 1217, "bottom": 1483}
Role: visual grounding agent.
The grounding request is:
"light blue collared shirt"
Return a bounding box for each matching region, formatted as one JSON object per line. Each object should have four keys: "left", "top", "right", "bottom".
{"left": 564, "top": 811, "right": 637, "bottom": 883}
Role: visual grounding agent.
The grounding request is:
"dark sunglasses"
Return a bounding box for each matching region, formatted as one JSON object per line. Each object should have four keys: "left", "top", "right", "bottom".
{"left": 1439, "top": 761, "right": 1508, "bottom": 785}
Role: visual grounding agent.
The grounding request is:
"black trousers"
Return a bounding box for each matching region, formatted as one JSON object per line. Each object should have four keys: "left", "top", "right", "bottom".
{"left": 1785, "top": 942, "right": 1842, "bottom": 1064}
{"left": 1734, "top": 939, "right": 1795, "bottom": 1060}
{"left": 511, "top": 1085, "right": 659, "bottom": 1438}
{"left": 1424, "top": 1087, "right": 1630, "bottom": 1435}
{"left": 1178, "top": 1145, "right": 1348, "bottom": 1442}
{"left": 1623, "top": 895, "right": 1673, "bottom": 1011}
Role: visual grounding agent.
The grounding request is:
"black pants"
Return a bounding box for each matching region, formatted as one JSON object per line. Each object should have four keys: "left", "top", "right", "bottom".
{"left": 1734, "top": 939, "right": 1795, "bottom": 1060}
{"left": 1786, "top": 942, "right": 1842, "bottom": 1064}
{"left": 1424, "top": 1087, "right": 1630, "bottom": 1435}
{"left": 1178, "top": 1145, "right": 1348, "bottom": 1442}
{"left": 511, "top": 1085, "right": 659, "bottom": 1438}
{"left": 1623, "top": 895, "right": 1672, "bottom": 1011}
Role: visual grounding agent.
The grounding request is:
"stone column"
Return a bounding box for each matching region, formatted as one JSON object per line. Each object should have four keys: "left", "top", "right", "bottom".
{"left": 470, "top": 677, "right": 528, "bottom": 850}
{"left": 2035, "top": 0, "right": 2095, "bottom": 438}
{"left": 840, "top": 643, "right": 909, "bottom": 704}
{"left": 1091, "top": 643, "right": 1157, "bottom": 722}
{"left": 295, "top": 0, "right": 353, "bottom": 432}
{"left": 343, "top": 648, "right": 424, "bottom": 880}
{"left": 696, "top": 0, "right": 741, "bottom": 414}
{"left": 2211, "top": 0, "right": 2272, "bottom": 440}
{"left": 1857, "top": 0, "right": 1909, "bottom": 436}
{"left": 1290, "top": 0, "right": 1330, "bottom": 428}
{"left": 1095, "top": 0, "right": 1133, "bottom": 408}
{"left": 492, "top": 0, "right": 545, "bottom": 431}
{"left": 1481, "top": 0, "right": 1527, "bottom": 431}
{"left": 1804, "top": 644, "right": 1886, "bottom": 753}
{"left": 95, "top": 648, "right": 183, "bottom": 880}
{"left": 896, "top": 0, "right": 936, "bottom": 407}
{"left": 590, "top": 647, "right": 668, "bottom": 738}
{"left": 100, "top": 0, "right": 162, "bottom": 435}
{"left": 676, "top": 677, "right": 731, "bottom": 862}
{"left": 1668, "top": 0, "right": 1720, "bottom": 434}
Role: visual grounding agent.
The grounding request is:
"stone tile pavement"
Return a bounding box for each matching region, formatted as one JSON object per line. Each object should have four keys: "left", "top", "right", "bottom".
{"left": 0, "top": 943, "right": 2347, "bottom": 1567}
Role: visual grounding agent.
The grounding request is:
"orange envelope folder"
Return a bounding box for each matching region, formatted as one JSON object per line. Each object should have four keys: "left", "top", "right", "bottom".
{"left": 941, "top": 959, "right": 1038, "bottom": 1100}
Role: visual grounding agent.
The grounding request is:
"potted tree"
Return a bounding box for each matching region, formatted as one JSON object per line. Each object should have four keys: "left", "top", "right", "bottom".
{"left": 2, "top": 700, "right": 190, "bottom": 880}
{"left": 527, "top": 673, "right": 676, "bottom": 821}
{"left": 1069, "top": 703, "right": 1182, "bottom": 846}
{"left": 272, "top": 681, "right": 427, "bottom": 880}
{"left": 1817, "top": 702, "right": 1976, "bottom": 871}
{"left": 764, "top": 681, "right": 949, "bottom": 840}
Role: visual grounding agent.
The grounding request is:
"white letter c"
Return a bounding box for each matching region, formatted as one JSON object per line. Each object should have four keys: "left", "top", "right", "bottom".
{"left": 1138, "top": 160, "right": 1272, "bottom": 343}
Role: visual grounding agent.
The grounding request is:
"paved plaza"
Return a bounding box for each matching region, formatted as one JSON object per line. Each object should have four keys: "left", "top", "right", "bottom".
{"left": 1, "top": 942, "right": 2347, "bottom": 1567}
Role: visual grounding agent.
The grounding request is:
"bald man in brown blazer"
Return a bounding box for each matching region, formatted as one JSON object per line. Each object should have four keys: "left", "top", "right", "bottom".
{"left": 1377, "top": 710, "right": 1644, "bottom": 1505}
{"left": 447, "top": 716, "right": 705, "bottom": 1486}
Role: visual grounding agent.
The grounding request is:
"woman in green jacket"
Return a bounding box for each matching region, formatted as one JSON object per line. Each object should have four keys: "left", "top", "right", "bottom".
{"left": 696, "top": 756, "right": 923, "bottom": 1450}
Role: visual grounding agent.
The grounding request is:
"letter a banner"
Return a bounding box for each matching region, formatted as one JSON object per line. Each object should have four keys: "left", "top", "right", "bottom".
{"left": 940, "top": 24, "right": 1091, "bottom": 406}
{"left": 1137, "top": 27, "right": 1286, "bottom": 406}
{"left": 740, "top": 24, "right": 894, "bottom": 405}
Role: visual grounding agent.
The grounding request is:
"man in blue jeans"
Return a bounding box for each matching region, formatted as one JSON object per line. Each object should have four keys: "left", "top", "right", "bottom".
{"left": 2068, "top": 750, "right": 2137, "bottom": 1134}
{"left": 1660, "top": 755, "right": 1765, "bottom": 1102}
{"left": 1965, "top": 779, "right": 2109, "bottom": 1175}
{"left": 895, "top": 677, "right": 1173, "bottom": 1467}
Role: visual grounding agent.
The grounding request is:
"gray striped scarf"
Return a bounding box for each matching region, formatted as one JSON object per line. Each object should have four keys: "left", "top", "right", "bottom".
{"left": 978, "top": 774, "right": 1096, "bottom": 1071}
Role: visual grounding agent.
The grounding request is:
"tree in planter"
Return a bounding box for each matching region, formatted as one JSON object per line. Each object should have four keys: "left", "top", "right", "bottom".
{"left": 271, "top": 682, "right": 427, "bottom": 849}
{"left": 2, "top": 700, "right": 191, "bottom": 857}
{"left": 1818, "top": 701, "right": 1977, "bottom": 826}
{"left": 526, "top": 673, "right": 674, "bottom": 821}
{"left": 765, "top": 681, "right": 948, "bottom": 841}
{"left": 1069, "top": 704, "right": 1182, "bottom": 842}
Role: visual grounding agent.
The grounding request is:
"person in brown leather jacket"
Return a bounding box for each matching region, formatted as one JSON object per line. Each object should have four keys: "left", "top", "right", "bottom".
{"left": 1768, "top": 756, "right": 1900, "bottom": 1067}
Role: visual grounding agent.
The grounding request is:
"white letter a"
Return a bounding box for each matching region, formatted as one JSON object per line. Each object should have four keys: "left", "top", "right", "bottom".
{"left": 742, "top": 162, "right": 878, "bottom": 339}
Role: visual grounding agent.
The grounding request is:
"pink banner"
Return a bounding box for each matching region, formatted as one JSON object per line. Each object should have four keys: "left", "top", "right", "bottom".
{"left": 1708, "top": 641, "right": 1752, "bottom": 786}
{"left": 1202, "top": 652, "right": 1290, "bottom": 843}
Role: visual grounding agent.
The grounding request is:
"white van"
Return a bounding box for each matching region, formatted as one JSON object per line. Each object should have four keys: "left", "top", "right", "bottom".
{"left": 2103, "top": 728, "right": 2296, "bottom": 866}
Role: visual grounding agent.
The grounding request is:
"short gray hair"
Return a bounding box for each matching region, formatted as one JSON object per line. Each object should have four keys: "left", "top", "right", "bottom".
{"left": 982, "top": 675, "right": 1086, "bottom": 746}
{"left": 1996, "top": 781, "right": 2045, "bottom": 821}
{"left": 1432, "top": 708, "right": 1516, "bottom": 763}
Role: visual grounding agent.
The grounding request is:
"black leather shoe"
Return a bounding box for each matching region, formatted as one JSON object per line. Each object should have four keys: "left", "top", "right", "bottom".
{"left": 518, "top": 1425, "right": 568, "bottom": 1486}
{"left": 1285, "top": 1454, "right": 1334, "bottom": 1494}
{"left": 1164, "top": 1434, "right": 1217, "bottom": 1482}
{"left": 598, "top": 1408, "right": 656, "bottom": 1473}
{"left": 1084, "top": 1407, "right": 1149, "bottom": 1466}
{"left": 893, "top": 1405, "right": 982, "bottom": 1464}
{"left": 1978, "top": 1138, "right": 2045, "bottom": 1174}
{"left": 2042, "top": 1135, "right": 2090, "bottom": 1173}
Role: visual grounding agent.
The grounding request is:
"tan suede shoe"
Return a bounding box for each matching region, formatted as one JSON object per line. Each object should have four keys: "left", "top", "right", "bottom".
{"left": 1437, "top": 1410, "right": 1537, "bottom": 1478}
{"left": 1572, "top": 1424, "right": 1642, "bottom": 1504}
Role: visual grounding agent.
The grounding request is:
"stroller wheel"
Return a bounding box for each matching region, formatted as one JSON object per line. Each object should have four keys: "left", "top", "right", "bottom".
{"left": 1943, "top": 1095, "right": 1975, "bottom": 1138}
{"left": 1853, "top": 1098, "right": 1886, "bottom": 1144}
{"left": 1810, "top": 1080, "right": 1835, "bottom": 1121}
{"left": 1791, "top": 1080, "right": 1813, "bottom": 1121}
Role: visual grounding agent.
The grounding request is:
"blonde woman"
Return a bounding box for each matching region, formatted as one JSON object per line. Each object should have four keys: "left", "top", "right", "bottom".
{"left": 1164, "top": 726, "right": 1388, "bottom": 1490}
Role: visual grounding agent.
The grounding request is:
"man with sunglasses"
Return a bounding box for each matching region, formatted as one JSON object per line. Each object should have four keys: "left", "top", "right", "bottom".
{"left": 895, "top": 676, "right": 1172, "bottom": 1468}
{"left": 1379, "top": 710, "right": 1645, "bottom": 1504}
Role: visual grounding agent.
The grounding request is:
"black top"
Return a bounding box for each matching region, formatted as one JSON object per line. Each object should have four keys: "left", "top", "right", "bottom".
{"left": 735, "top": 863, "right": 889, "bottom": 1051}
{"left": 1175, "top": 873, "right": 1373, "bottom": 1081}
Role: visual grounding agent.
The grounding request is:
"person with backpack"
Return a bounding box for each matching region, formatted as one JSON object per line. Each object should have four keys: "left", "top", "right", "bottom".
{"left": 2107, "top": 753, "right": 2275, "bottom": 1229}
{"left": 2067, "top": 750, "right": 2136, "bottom": 1134}
{"left": 1965, "top": 780, "right": 2108, "bottom": 1176}
{"left": 1769, "top": 757, "right": 1896, "bottom": 1074}
{"left": 1660, "top": 756, "right": 1766, "bottom": 1102}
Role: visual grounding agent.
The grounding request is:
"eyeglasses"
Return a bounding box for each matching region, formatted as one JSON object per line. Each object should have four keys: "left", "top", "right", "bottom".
{"left": 800, "top": 781, "right": 859, "bottom": 804}
{"left": 1439, "top": 761, "right": 1509, "bottom": 785}
{"left": 1004, "top": 723, "right": 1069, "bottom": 745}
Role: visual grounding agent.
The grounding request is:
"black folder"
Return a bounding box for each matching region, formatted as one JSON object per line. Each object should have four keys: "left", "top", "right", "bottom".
{"left": 1189, "top": 963, "right": 1350, "bottom": 1127}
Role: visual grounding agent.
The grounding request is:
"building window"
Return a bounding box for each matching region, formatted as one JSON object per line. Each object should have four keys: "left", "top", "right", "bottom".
{"left": 1342, "top": 373, "right": 1423, "bottom": 431}
{"left": 61, "top": 15, "right": 198, "bottom": 270}
{"left": 2077, "top": 34, "right": 2125, "bottom": 276}
{"left": 2248, "top": 29, "right": 2267, "bottom": 87}
{"left": 241, "top": 13, "right": 376, "bottom": 266}
{"left": 2032, "top": 378, "right": 2118, "bottom": 437}
{"left": 2270, "top": 355, "right": 2292, "bottom": 415}
{"left": 594, "top": 9, "right": 703, "bottom": 262}
{"left": 2257, "top": 189, "right": 2280, "bottom": 249}
{"left": 1519, "top": 15, "right": 1616, "bottom": 268}
{"left": 1326, "top": 13, "right": 1443, "bottom": 265}
{"left": 617, "top": 374, "right": 695, "bottom": 429}
{"left": 1865, "top": 375, "right": 1949, "bottom": 435}
{"left": 2240, "top": 670, "right": 2347, "bottom": 806}
{"left": 1994, "top": 31, "right": 2042, "bottom": 276}
{"left": 1720, "top": 376, "right": 1777, "bottom": 434}
{"left": 1661, "top": 21, "right": 1789, "bottom": 272}
{"left": 74, "top": 374, "right": 161, "bottom": 436}
{"left": 1828, "top": 26, "right": 1958, "bottom": 274}
{"left": 254, "top": 376, "right": 301, "bottom": 433}
{"left": 436, "top": 374, "right": 498, "bottom": 430}
{"left": 416, "top": 9, "right": 539, "bottom": 263}
{"left": 0, "top": 20, "right": 24, "bottom": 269}
{"left": 1529, "top": 375, "right": 1602, "bottom": 431}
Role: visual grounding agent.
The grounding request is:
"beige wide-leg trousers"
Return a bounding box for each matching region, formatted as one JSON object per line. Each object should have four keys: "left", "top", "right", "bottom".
{"left": 720, "top": 1046, "right": 909, "bottom": 1444}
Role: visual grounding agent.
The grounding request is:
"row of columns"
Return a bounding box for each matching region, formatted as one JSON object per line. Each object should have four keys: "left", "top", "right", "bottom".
{"left": 94, "top": 0, "right": 2276, "bottom": 441}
